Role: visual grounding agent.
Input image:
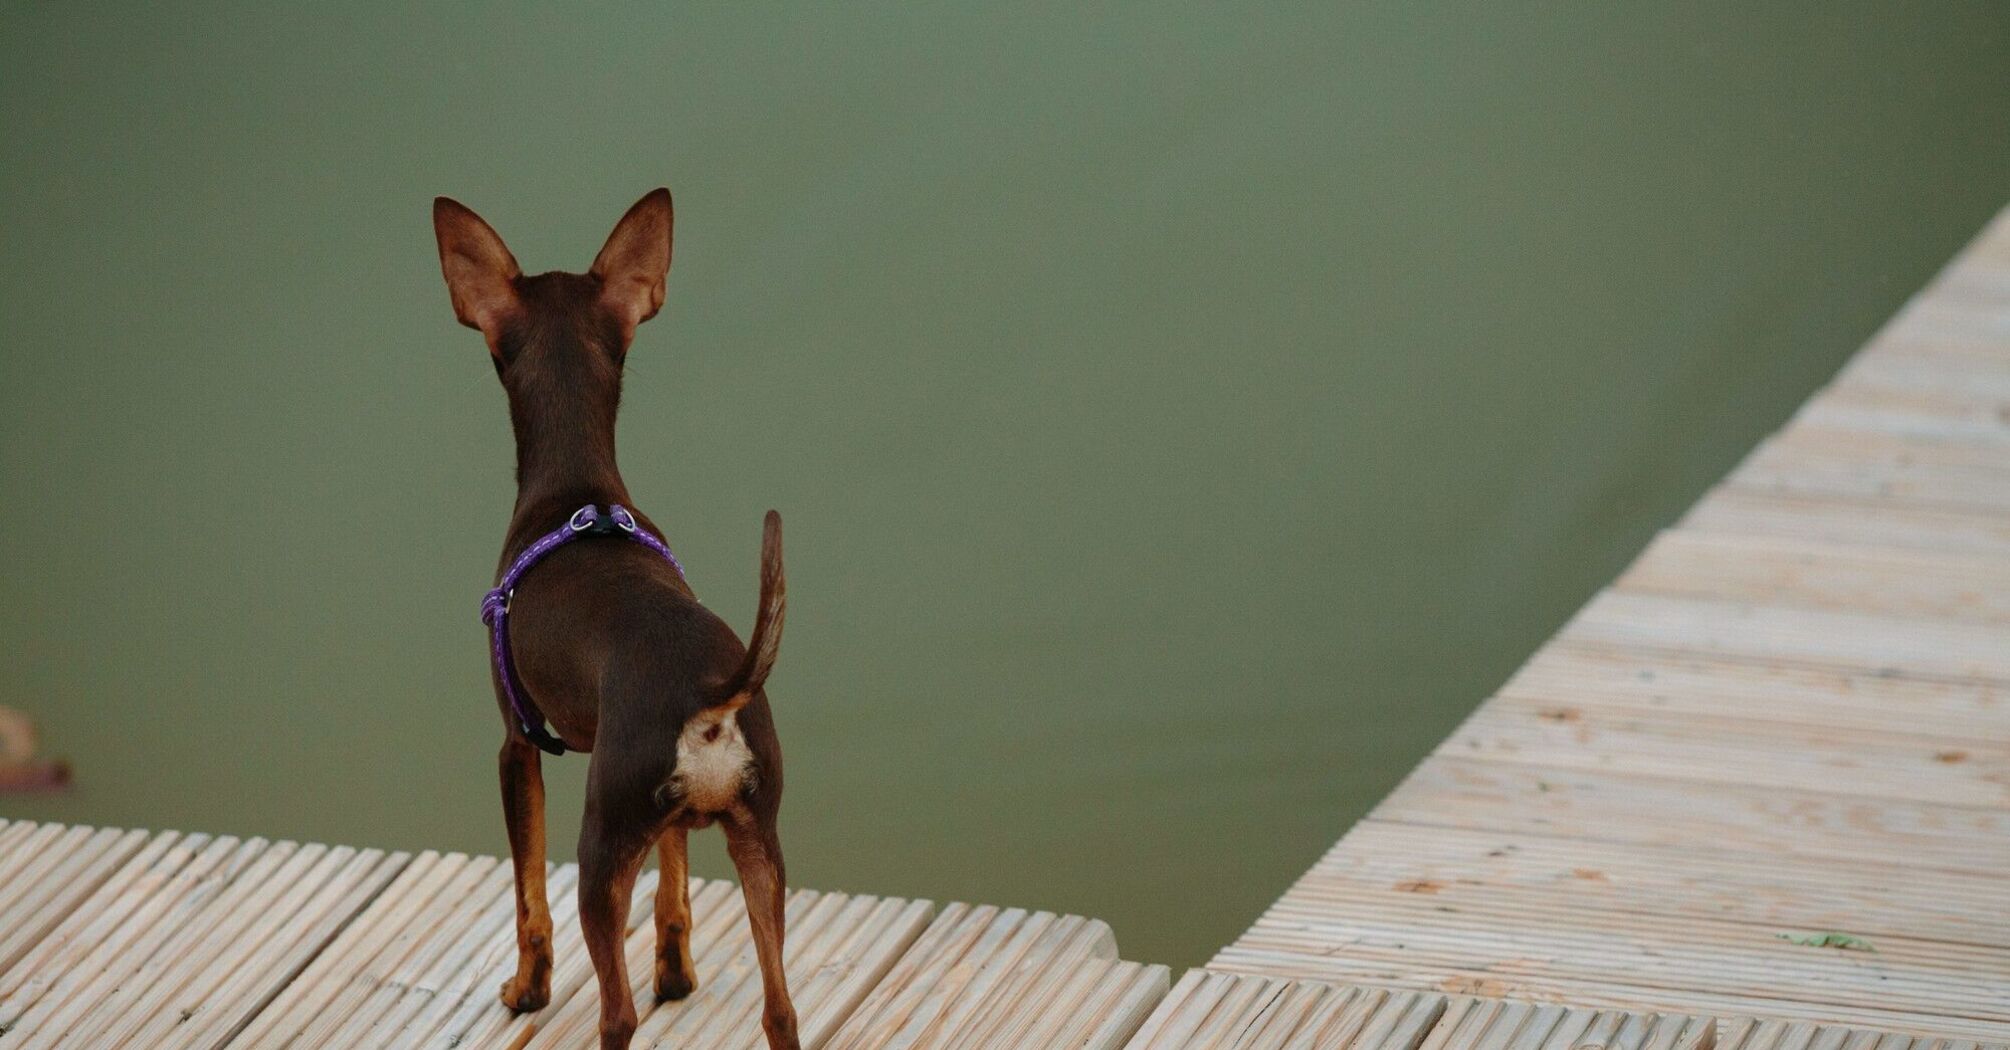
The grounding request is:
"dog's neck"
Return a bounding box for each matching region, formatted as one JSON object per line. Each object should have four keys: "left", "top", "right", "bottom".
{"left": 504, "top": 348, "right": 633, "bottom": 521}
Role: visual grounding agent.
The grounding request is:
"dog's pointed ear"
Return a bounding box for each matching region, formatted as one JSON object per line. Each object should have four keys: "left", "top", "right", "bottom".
{"left": 590, "top": 188, "right": 673, "bottom": 340}
{"left": 433, "top": 197, "right": 522, "bottom": 344}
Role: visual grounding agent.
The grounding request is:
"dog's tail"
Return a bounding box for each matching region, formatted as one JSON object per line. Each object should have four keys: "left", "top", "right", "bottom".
{"left": 713, "top": 510, "right": 785, "bottom": 712}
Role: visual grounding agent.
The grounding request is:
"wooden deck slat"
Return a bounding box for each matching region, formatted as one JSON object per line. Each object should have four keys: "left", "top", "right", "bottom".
{"left": 1730, "top": 432, "right": 2010, "bottom": 516}
{"left": 1793, "top": 384, "right": 2010, "bottom": 446}
{"left": 16, "top": 837, "right": 278, "bottom": 1047}
{"left": 1375, "top": 757, "right": 2010, "bottom": 875}
{"left": 1680, "top": 487, "right": 2010, "bottom": 555}
{"left": 1446, "top": 696, "right": 2008, "bottom": 807}
{"left": 309, "top": 855, "right": 512, "bottom": 1047}
{"left": 823, "top": 902, "right": 1168, "bottom": 1050}
{"left": 168, "top": 845, "right": 406, "bottom": 1049}
{"left": 1497, "top": 644, "right": 2009, "bottom": 743}
{"left": 0, "top": 824, "right": 149, "bottom": 975}
{"left": 1123, "top": 972, "right": 1728, "bottom": 1050}
{"left": 1616, "top": 529, "right": 2010, "bottom": 624}
{"left": 0, "top": 832, "right": 228, "bottom": 1035}
{"left": 1234, "top": 902, "right": 2010, "bottom": 1013}
{"left": 1300, "top": 821, "right": 2009, "bottom": 948}
{"left": 225, "top": 848, "right": 456, "bottom": 1047}
{"left": 1559, "top": 591, "right": 2010, "bottom": 683}
{"left": 67, "top": 839, "right": 320, "bottom": 1049}
{"left": 1207, "top": 951, "right": 2009, "bottom": 1042}
{"left": 0, "top": 823, "right": 76, "bottom": 908}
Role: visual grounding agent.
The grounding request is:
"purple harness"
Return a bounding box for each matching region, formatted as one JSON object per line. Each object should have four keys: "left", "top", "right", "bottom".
{"left": 480, "top": 503, "right": 685, "bottom": 755}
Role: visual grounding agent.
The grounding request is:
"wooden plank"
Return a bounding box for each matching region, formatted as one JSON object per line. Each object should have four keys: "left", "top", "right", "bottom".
{"left": 0, "top": 830, "right": 190, "bottom": 1012}
{"left": 1679, "top": 488, "right": 2010, "bottom": 556}
{"left": 1444, "top": 695, "right": 2009, "bottom": 807}
{"left": 55, "top": 838, "right": 318, "bottom": 1049}
{"left": 1559, "top": 590, "right": 2010, "bottom": 683}
{"left": 0, "top": 832, "right": 226, "bottom": 1034}
{"left": 1496, "top": 643, "right": 2009, "bottom": 744}
{"left": 1205, "top": 951, "right": 2008, "bottom": 1042}
{"left": 303, "top": 853, "right": 512, "bottom": 1047}
{"left": 1124, "top": 970, "right": 1446, "bottom": 1049}
{"left": 1300, "top": 821, "right": 2010, "bottom": 949}
{"left": 225, "top": 849, "right": 462, "bottom": 1046}
{"left": 1237, "top": 885, "right": 2010, "bottom": 1016}
{"left": 1729, "top": 427, "right": 2010, "bottom": 515}
{"left": 1616, "top": 529, "right": 2010, "bottom": 624}
{"left": 0, "top": 824, "right": 148, "bottom": 975}
{"left": 6, "top": 835, "right": 265, "bottom": 1045}
{"left": 944, "top": 955, "right": 1166, "bottom": 1050}
{"left": 0, "top": 823, "right": 75, "bottom": 907}
{"left": 1836, "top": 352, "right": 2010, "bottom": 404}
{"left": 288, "top": 851, "right": 500, "bottom": 1048}
{"left": 1792, "top": 383, "right": 2010, "bottom": 447}
{"left": 420, "top": 862, "right": 605, "bottom": 1050}
{"left": 1420, "top": 996, "right": 1714, "bottom": 1050}
{"left": 169, "top": 844, "right": 406, "bottom": 1049}
{"left": 1373, "top": 757, "right": 2010, "bottom": 876}
{"left": 824, "top": 903, "right": 1168, "bottom": 1050}
{"left": 391, "top": 864, "right": 580, "bottom": 1049}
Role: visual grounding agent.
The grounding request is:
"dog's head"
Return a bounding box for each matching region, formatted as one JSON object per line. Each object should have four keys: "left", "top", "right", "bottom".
{"left": 430, "top": 190, "right": 672, "bottom": 398}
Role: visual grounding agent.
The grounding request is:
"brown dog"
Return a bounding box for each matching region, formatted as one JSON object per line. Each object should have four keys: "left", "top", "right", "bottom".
{"left": 433, "top": 189, "right": 799, "bottom": 1050}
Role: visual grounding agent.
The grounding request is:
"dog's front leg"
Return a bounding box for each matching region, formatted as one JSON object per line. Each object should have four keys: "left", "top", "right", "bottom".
{"left": 725, "top": 813, "right": 800, "bottom": 1050}
{"left": 498, "top": 737, "right": 553, "bottom": 1011}
{"left": 653, "top": 828, "right": 698, "bottom": 1001}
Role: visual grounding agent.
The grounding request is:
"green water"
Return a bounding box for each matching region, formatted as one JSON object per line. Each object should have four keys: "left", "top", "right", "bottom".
{"left": 3, "top": 4, "right": 2006, "bottom": 967}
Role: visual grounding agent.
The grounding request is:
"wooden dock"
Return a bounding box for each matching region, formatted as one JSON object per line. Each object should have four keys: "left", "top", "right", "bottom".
{"left": 4, "top": 206, "right": 2008, "bottom": 1047}
{"left": 1207, "top": 205, "right": 2010, "bottom": 1041}
{"left": 0, "top": 820, "right": 1172, "bottom": 1049}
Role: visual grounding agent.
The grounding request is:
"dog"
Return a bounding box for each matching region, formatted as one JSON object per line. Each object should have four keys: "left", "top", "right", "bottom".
{"left": 433, "top": 189, "right": 799, "bottom": 1050}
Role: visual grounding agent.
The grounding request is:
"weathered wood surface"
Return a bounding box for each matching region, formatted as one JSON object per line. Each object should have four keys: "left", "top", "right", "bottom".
{"left": 7, "top": 820, "right": 1991, "bottom": 1050}
{"left": 1214, "top": 206, "right": 2010, "bottom": 1042}
{"left": 1129, "top": 969, "right": 2005, "bottom": 1050}
{"left": 0, "top": 819, "right": 1169, "bottom": 1048}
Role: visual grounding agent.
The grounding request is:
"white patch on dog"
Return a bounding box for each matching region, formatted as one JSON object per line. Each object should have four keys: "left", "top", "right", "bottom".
{"left": 673, "top": 711, "right": 753, "bottom": 812}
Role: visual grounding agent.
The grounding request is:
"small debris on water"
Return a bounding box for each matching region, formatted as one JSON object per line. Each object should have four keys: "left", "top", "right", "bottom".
{"left": 0, "top": 705, "right": 70, "bottom": 794}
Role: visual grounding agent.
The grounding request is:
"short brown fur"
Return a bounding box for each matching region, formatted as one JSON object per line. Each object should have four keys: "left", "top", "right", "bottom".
{"left": 433, "top": 189, "right": 800, "bottom": 1050}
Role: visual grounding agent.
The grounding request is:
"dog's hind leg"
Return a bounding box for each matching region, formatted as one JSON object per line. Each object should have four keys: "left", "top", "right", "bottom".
{"left": 498, "top": 737, "right": 553, "bottom": 1012}
{"left": 653, "top": 827, "right": 698, "bottom": 1001}
{"left": 579, "top": 798, "right": 652, "bottom": 1049}
{"left": 724, "top": 811, "right": 800, "bottom": 1050}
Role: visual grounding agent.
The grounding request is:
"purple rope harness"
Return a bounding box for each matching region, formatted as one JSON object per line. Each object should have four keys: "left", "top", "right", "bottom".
{"left": 480, "top": 503, "right": 685, "bottom": 755}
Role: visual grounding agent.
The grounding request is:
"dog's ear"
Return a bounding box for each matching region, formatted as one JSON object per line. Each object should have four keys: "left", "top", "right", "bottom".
{"left": 590, "top": 188, "right": 673, "bottom": 341}
{"left": 432, "top": 197, "right": 522, "bottom": 345}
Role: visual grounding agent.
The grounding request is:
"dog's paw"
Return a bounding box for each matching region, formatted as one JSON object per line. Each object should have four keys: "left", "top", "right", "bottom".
{"left": 499, "top": 974, "right": 550, "bottom": 1013}
{"left": 653, "top": 956, "right": 697, "bottom": 1002}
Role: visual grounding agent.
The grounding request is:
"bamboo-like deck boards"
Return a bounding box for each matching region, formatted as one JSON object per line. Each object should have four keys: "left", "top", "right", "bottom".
{"left": 1212, "top": 206, "right": 2010, "bottom": 1042}
{"left": 7, "top": 211, "right": 2009, "bottom": 1046}
{"left": 0, "top": 819, "right": 1175, "bottom": 1048}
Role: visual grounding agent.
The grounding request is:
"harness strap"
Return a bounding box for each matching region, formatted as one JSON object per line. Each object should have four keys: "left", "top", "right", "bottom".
{"left": 480, "top": 503, "right": 685, "bottom": 755}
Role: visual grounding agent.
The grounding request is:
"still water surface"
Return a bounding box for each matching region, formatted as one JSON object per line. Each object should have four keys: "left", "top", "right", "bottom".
{"left": 3, "top": 5, "right": 2007, "bottom": 966}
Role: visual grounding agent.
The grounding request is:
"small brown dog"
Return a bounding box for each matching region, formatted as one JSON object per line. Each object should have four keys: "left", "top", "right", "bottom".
{"left": 433, "top": 189, "right": 800, "bottom": 1050}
